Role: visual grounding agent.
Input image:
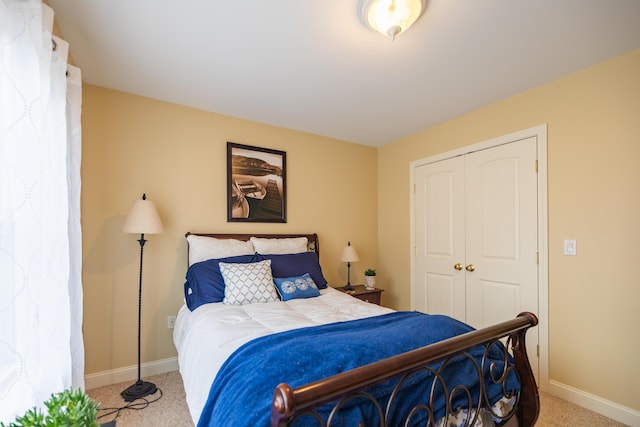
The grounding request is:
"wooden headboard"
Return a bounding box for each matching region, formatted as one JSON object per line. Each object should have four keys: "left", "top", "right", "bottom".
{"left": 185, "top": 232, "right": 320, "bottom": 257}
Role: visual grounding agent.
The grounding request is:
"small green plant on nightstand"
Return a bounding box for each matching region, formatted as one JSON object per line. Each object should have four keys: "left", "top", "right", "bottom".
{"left": 364, "top": 269, "right": 376, "bottom": 289}
{"left": 1, "top": 388, "right": 100, "bottom": 427}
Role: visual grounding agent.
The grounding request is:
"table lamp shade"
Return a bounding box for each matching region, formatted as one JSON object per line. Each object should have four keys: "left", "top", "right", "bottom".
{"left": 121, "top": 196, "right": 164, "bottom": 234}
{"left": 341, "top": 242, "right": 359, "bottom": 263}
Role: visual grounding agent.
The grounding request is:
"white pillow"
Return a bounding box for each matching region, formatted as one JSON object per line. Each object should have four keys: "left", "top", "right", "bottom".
{"left": 187, "top": 235, "right": 255, "bottom": 266}
{"left": 250, "top": 236, "right": 308, "bottom": 255}
{"left": 220, "top": 260, "right": 279, "bottom": 305}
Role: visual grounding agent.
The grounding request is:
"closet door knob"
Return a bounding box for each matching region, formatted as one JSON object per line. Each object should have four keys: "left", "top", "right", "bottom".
{"left": 454, "top": 263, "right": 463, "bottom": 271}
{"left": 465, "top": 264, "right": 476, "bottom": 272}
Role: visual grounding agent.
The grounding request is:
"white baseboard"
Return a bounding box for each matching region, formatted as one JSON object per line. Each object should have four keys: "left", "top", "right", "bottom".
{"left": 85, "top": 357, "right": 178, "bottom": 390}
{"left": 548, "top": 380, "right": 640, "bottom": 426}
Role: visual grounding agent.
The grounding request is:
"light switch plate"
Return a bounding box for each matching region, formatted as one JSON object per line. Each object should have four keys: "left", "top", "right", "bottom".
{"left": 564, "top": 239, "right": 577, "bottom": 256}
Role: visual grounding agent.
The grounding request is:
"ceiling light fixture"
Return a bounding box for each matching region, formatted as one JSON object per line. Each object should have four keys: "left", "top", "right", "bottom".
{"left": 358, "top": 0, "right": 427, "bottom": 40}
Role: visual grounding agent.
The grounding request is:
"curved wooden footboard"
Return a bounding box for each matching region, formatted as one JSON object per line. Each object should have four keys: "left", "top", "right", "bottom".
{"left": 271, "top": 312, "right": 539, "bottom": 427}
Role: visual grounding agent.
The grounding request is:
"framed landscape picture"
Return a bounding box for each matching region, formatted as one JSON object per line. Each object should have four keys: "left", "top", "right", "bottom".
{"left": 227, "top": 142, "right": 287, "bottom": 223}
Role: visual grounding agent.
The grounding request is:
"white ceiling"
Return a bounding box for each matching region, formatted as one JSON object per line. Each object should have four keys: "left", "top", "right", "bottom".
{"left": 49, "top": 0, "right": 640, "bottom": 147}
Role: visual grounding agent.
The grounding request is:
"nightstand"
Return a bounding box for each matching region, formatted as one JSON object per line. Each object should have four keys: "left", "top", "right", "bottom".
{"left": 335, "top": 285, "right": 383, "bottom": 305}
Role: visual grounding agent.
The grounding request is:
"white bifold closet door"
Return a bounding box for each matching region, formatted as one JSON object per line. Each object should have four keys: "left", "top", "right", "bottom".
{"left": 414, "top": 137, "right": 539, "bottom": 380}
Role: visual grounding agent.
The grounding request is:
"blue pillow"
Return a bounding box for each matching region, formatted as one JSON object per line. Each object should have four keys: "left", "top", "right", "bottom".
{"left": 273, "top": 273, "right": 320, "bottom": 301}
{"left": 184, "top": 254, "right": 261, "bottom": 311}
{"left": 259, "top": 252, "right": 328, "bottom": 289}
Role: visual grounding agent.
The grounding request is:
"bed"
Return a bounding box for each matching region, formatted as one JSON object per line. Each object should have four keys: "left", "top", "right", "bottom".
{"left": 174, "top": 233, "right": 539, "bottom": 427}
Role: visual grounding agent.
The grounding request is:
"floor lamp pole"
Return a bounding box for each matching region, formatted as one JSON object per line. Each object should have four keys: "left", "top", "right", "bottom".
{"left": 121, "top": 233, "right": 157, "bottom": 401}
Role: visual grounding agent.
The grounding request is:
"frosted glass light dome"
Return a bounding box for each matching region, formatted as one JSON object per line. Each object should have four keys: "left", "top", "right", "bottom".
{"left": 359, "top": 0, "right": 427, "bottom": 39}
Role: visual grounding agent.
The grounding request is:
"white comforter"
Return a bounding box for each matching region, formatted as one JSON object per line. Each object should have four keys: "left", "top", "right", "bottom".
{"left": 173, "top": 287, "right": 393, "bottom": 423}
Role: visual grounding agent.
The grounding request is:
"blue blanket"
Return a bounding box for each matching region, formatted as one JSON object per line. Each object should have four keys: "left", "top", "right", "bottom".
{"left": 197, "top": 311, "right": 519, "bottom": 427}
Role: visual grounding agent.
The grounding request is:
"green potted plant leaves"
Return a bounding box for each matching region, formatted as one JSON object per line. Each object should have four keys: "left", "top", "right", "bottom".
{"left": 1, "top": 389, "right": 104, "bottom": 427}
{"left": 364, "top": 269, "right": 376, "bottom": 289}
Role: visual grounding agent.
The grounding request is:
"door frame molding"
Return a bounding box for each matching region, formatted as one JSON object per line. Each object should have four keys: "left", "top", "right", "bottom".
{"left": 409, "top": 124, "right": 549, "bottom": 391}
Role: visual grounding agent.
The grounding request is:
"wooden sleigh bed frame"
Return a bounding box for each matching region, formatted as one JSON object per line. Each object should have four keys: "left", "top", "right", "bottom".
{"left": 184, "top": 232, "right": 540, "bottom": 427}
{"left": 270, "top": 312, "right": 539, "bottom": 426}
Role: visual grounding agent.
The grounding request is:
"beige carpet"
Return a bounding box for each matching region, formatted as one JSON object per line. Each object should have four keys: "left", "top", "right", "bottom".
{"left": 87, "top": 370, "right": 628, "bottom": 426}
{"left": 88, "top": 371, "right": 192, "bottom": 426}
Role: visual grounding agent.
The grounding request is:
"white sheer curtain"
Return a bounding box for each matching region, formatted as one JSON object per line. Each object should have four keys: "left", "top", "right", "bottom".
{"left": 0, "top": 0, "right": 84, "bottom": 422}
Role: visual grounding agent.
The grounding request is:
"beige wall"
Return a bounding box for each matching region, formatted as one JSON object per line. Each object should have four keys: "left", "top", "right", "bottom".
{"left": 81, "top": 86, "right": 379, "bottom": 375}
{"left": 378, "top": 49, "right": 640, "bottom": 410}
{"left": 81, "top": 47, "right": 639, "bottom": 413}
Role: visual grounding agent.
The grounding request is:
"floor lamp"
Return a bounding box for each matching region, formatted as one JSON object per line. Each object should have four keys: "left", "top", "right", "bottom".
{"left": 341, "top": 241, "right": 359, "bottom": 291}
{"left": 120, "top": 193, "right": 164, "bottom": 402}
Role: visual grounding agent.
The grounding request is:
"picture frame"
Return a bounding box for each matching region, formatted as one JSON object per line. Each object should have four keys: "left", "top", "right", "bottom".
{"left": 227, "top": 142, "right": 287, "bottom": 223}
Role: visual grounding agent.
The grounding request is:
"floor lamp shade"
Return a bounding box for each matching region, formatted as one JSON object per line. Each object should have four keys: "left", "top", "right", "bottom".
{"left": 121, "top": 193, "right": 163, "bottom": 402}
{"left": 121, "top": 194, "right": 164, "bottom": 234}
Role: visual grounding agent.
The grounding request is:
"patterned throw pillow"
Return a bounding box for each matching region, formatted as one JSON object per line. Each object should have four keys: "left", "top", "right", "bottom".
{"left": 259, "top": 252, "right": 328, "bottom": 289}
{"left": 273, "top": 273, "right": 320, "bottom": 301}
{"left": 183, "top": 254, "right": 261, "bottom": 310}
{"left": 220, "top": 260, "right": 279, "bottom": 305}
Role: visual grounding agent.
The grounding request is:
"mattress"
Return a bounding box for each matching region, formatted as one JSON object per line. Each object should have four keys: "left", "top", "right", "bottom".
{"left": 173, "top": 287, "right": 393, "bottom": 423}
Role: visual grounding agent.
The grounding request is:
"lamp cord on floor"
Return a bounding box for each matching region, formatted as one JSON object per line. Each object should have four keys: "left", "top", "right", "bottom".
{"left": 97, "top": 388, "right": 163, "bottom": 423}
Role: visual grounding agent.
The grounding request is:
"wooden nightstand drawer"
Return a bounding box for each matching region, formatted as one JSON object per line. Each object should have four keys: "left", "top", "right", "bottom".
{"left": 335, "top": 285, "right": 383, "bottom": 306}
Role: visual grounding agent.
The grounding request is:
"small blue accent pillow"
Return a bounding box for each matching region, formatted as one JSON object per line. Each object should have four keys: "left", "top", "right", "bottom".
{"left": 273, "top": 273, "right": 320, "bottom": 301}
{"left": 184, "top": 254, "right": 261, "bottom": 311}
{"left": 259, "top": 252, "right": 328, "bottom": 289}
